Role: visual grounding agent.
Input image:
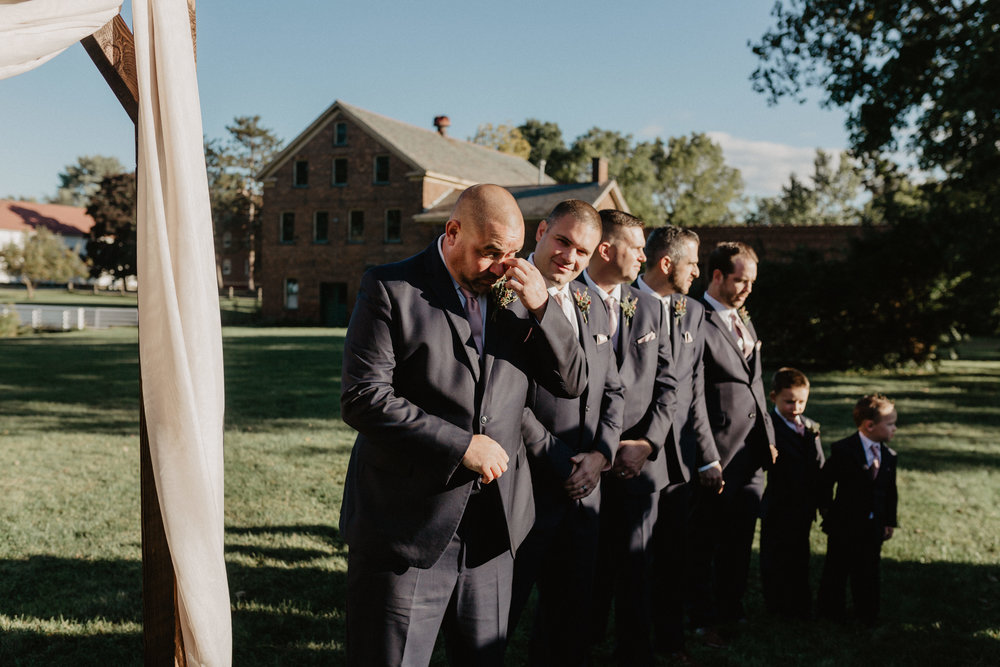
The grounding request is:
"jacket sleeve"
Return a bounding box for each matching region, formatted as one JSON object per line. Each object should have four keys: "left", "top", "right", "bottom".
{"left": 524, "top": 296, "right": 588, "bottom": 399}
{"left": 638, "top": 306, "right": 678, "bottom": 459}
{"left": 520, "top": 406, "right": 576, "bottom": 481}
{"left": 689, "top": 315, "right": 720, "bottom": 467}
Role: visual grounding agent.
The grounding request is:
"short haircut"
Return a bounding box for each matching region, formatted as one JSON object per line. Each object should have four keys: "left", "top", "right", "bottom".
{"left": 598, "top": 208, "right": 644, "bottom": 242}
{"left": 645, "top": 225, "right": 700, "bottom": 266}
{"left": 853, "top": 394, "right": 896, "bottom": 427}
{"left": 547, "top": 199, "right": 601, "bottom": 234}
{"left": 707, "top": 241, "right": 759, "bottom": 278}
{"left": 771, "top": 367, "right": 810, "bottom": 394}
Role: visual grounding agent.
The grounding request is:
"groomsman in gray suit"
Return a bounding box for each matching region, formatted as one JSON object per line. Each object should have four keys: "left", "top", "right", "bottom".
{"left": 586, "top": 209, "right": 677, "bottom": 667}
{"left": 340, "top": 184, "right": 587, "bottom": 666}
{"left": 509, "top": 199, "right": 625, "bottom": 666}
{"left": 689, "top": 241, "right": 777, "bottom": 637}
{"left": 635, "top": 225, "right": 717, "bottom": 659}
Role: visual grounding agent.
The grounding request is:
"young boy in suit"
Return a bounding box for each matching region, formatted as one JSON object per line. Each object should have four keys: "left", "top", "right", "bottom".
{"left": 818, "top": 394, "right": 899, "bottom": 624}
{"left": 760, "top": 367, "right": 825, "bottom": 618}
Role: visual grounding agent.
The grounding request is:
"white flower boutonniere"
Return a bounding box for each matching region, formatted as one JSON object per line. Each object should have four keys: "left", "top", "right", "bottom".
{"left": 621, "top": 294, "right": 638, "bottom": 325}
{"left": 490, "top": 276, "right": 518, "bottom": 320}
{"left": 738, "top": 306, "right": 751, "bottom": 324}
{"left": 673, "top": 296, "right": 687, "bottom": 320}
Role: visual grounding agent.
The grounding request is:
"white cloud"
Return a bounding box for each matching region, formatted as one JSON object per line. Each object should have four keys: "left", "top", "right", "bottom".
{"left": 707, "top": 131, "right": 844, "bottom": 198}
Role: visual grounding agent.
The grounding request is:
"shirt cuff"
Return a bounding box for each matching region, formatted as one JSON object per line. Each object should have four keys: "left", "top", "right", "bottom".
{"left": 698, "top": 460, "right": 720, "bottom": 473}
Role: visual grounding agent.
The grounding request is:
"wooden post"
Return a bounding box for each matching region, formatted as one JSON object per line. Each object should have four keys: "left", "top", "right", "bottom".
{"left": 82, "top": 5, "right": 200, "bottom": 664}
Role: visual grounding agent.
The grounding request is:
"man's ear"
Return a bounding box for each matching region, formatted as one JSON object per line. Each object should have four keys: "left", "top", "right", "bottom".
{"left": 660, "top": 255, "right": 673, "bottom": 276}
{"left": 596, "top": 240, "right": 613, "bottom": 261}
{"left": 536, "top": 219, "right": 548, "bottom": 243}
{"left": 711, "top": 268, "right": 724, "bottom": 285}
{"left": 861, "top": 419, "right": 874, "bottom": 434}
{"left": 444, "top": 219, "right": 460, "bottom": 245}
{"left": 768, "top": 390, "right": 776, "bottom": 403}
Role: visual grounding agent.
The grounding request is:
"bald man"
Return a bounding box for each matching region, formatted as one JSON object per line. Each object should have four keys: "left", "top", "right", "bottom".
{"left": 340, "top": 184, "right": 588, "bottom": 666}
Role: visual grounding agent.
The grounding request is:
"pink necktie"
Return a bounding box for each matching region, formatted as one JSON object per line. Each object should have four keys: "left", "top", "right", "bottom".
{"left": 795, "top": 419, "right": 805, "bottom": 436}
{"left": 870, "top": 444, "right": 881, "bottom": 479}
{"left": 731, "top": 313, "right": 751, "bottom": 358}
{"left": 606, "top": 295, "right": 618, "bottom": 341}
{"left": 461, "top": 287, "right": 483, "bottom": 354}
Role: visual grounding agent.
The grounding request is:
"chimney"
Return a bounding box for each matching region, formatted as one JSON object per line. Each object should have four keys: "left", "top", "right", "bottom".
{"left": 433, "top": 115, "right": 451, "bottom": 136}
{"left": 592, "top": 157, "right": 608, "bottom": 183}
{"left": 538, "top": 159, "right": 547, "bottom": 185}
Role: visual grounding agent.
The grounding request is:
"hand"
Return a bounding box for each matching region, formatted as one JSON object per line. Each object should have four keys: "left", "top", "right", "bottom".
{"left": 698, "top": 462, "right": 724, "bottom": 494}
{"left": 564, "top": 451, "right": 608, "bottom": 500}
{"left": 769, "top": 443, "right": 779, "bottom": 465}
{"left": 502, "top": 258, "right": 548, "bottom": 318}
{"left": 611, "top": 439, "right": 653, "bottom": 479}
{"left": 462, "top": 434, "right": 509, "bottom": 484}
{"left": 883, "top": 526, "right": 894, "bottom": 541}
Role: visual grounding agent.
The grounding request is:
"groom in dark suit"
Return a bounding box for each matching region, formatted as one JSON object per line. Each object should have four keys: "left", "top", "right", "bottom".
{"left": 635, "top": 225, "right": 717, "bottom": 659}
{"left": 340, "top": 184, "right": 587, "bottom": 666}
{"left": 689, "top": 241, "right": 777, "bottom": 636}
{"left": 509, "top": 199, "right": 625, "bottom": 666}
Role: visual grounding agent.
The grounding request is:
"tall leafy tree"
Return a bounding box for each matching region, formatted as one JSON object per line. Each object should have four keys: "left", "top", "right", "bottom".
{"left": 470, "top": 123, "right": 532, "bottom": 160}
{"left": 749, "top": 149, "right": 865, "bottom": 225}
{"left": 206, "top": 115, "right": 283, "bottom": 290}
{"left": 750, "top": 0, "right": 1000, "bottom": 184}
{"left": 0, "top": 227, "right": 87, "bottom": 298}
{"left": 86, "top": 172, "right": 137, "bottom": 290}
{"left": 50, "top": 155, "right": 127, "bottom": 207}
{"left": 657, "top": 133, "right": 744, "bottom": 226}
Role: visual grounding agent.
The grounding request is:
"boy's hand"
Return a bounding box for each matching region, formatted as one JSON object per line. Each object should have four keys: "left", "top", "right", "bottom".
{"left": 883, "top": 526, "right": 894, "bottom": 541}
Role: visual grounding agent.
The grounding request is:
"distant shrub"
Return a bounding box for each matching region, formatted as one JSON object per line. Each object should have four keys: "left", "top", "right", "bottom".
{"left": 0, "top": 305, "right": 20, "bottom": 337}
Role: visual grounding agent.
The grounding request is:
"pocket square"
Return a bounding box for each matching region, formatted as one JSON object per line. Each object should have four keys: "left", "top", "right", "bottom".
{"left": 754, "top": 339, "right": 763, "bottom": 352}
{"left": 594, "top": 333, "right": 609, "bottom": 345}
{"left": 683, "top": 331, "right": 694, "bottom": 343}
{"left": 636, "top": 331, "right": 656, "bottom": 344}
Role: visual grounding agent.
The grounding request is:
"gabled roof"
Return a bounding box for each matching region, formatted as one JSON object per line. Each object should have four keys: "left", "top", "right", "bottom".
{"left": 0, "top": 200, "right": 94, "bottom": 236}
{"left": 258, "top": 100, "right": 555, "bottom": 187}
{"left": 413, "top": 180, "right": 630, "bottom": 224}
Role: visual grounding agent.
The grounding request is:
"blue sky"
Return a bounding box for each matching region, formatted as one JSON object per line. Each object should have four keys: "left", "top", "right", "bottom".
{"left": 0, "top": 0, "right": 849, "bottom": 202}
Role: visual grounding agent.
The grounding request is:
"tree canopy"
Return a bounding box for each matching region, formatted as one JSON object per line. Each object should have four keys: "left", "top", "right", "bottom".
{"left": 0, "top": 226, "right": 87, "bottom": 298}
{"left": 748, "top": 149, "right": 866, "bottom": 225}
{"left": 750, "top": 0, "right": 1000, "bottom": 184}
{"left": 86, "top": 172, "right": 137, "bottom": 286}
{"left": 470, "top": 123, "right": 531, "bottom": 160}
{"left": 50, "top": 155, "right": 128, "bottom": 207}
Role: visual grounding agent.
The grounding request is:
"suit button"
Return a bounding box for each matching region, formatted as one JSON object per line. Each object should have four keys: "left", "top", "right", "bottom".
{"left": 480, "top": 416, "right": 489, "bottom": 425}
{"left": 748, "top": 412, "right": 756, "bottom": 419}
{"left": 585, "top": 406, "right": 591, "bottom": 412}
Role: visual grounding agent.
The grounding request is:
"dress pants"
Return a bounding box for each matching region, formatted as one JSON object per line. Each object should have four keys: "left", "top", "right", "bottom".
{"left": 687, "top": 469, "right": 764, "bottom": 628}
{"left": 651, "top": 481, "right": 695, "bottom": 653}
{"left": 760, "top": 513, "right": 814, "bottom": 618}
{"left": 817, "top": 526, "right": 883, "bottom": 623}
{"left": 345, "top": 492, "right": 512, "bottom": 667}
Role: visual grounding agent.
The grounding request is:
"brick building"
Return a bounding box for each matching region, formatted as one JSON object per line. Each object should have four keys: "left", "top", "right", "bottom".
{"left": 257, "top": 101, "right": 628, "bottom": 325}
{"left": 691, "top": 224, "right": 868, "bottom": 264}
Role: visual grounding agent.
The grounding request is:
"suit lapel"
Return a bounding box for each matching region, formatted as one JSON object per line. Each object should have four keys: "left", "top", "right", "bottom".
{"left": 702, "top": 304, "right": 750, "bottom": 371}
{"left": 424, "top": 247, "right": 481, "bottom": 383}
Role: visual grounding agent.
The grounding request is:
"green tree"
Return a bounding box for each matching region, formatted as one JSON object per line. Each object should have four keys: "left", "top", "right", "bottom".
{"left": 0, "top": 227, "right": 88, "bottom": 298}
{"left": 749, "top": 149, "right": 865, "bottom": 225}
{"left": 470, "top": 123, "right": 532, "bottom": 160}
{"left": 517, "top": 119, "right": 571, "bottom": 174}
{"left": 50, "top": 155, "right": 128, "bottom": 207}
{"left": 657, "top": 133, "right": 744, "bottom": 226}
{"left": 750, "top": 0, "right": 1000, "bottom": 184}
{"left": 206, "top": 115, "right": 283, "bottom": 290}
{"left": 85, "top": 172, "right": 137, "bottom": 291}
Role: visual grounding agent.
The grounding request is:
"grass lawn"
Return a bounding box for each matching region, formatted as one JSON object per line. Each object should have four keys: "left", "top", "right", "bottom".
{"left": 0, "top": 328, "right": 998, "bottom": 665}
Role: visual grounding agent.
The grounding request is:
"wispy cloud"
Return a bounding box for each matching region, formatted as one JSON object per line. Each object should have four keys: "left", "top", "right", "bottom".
{"left": 707, "top": 131, "right": 843, "bottom": 198}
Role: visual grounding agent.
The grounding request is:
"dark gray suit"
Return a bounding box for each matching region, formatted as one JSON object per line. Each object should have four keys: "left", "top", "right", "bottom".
{"left": 510, "top": 284, "right": 625, "bottom": 666}
{"left": 688, "top": 298, "right": 776, "bottom": 627}
{"left": 340, "top": 241, "right": 587, "bottom": 666}
{"left": 591, "top": 281, "right": 677, "bottom": 666}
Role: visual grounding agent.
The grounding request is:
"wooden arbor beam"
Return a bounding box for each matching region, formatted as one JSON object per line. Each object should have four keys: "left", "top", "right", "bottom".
{"left": 81, "top": 4, "right": 201, "bottom": 664}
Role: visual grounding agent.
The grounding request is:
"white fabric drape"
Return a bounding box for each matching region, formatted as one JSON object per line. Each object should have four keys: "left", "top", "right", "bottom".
{"left": 0, "top": 0, "right": 121, "bottom": 79}
{"left": 1, "top": 2, "right": 232, "bottom": 665}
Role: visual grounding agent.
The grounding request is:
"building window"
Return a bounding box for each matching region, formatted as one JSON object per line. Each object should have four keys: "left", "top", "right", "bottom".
{"left": 222, "top": 258, "right": 232, "bottom": 275}
{"left": 285, "top": 278, "right": 299, "bottom": 309}
{"left": 293, "top": 160, "right": 309, "bottom": 187}
{"left": 374, "top": 155, "right": 390, "bottom": 184}
{"left": 348, "top": 210, "right": 364, "bottom": 243}
{"left": 333, "top": 158, "right": 348, "bottom": 186}
{"left": 314, "top": 211, "right": 329, "bottom": 243}
{"left": 384, "top": 209, "right": 402, "bottom": 243}
{"left": 222, "top": 231, "right": 232, "bottom": 248}
{"left": 334, "top": 122, "right": 347, "bottom": 146}
{"left": 280, "top": 212, "right": 295, "bottom": 244}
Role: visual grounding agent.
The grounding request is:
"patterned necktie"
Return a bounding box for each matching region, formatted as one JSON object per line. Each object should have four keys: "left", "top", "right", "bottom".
{"left": 730, "top": 313, "right": 751, "bottom": 358}
{"left": 461, "top": 287, "right": 483, "bottom": 354}
{"left": 870, "top": 443, "right": 881, "bottom": 479}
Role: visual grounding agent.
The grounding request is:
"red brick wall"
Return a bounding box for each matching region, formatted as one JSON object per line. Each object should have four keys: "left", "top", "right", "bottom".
{"left": 260, "top": 117, "right": 442, "bottom": 323}
{"left": 690, "top": 225, "right": 868, "bottom": 264}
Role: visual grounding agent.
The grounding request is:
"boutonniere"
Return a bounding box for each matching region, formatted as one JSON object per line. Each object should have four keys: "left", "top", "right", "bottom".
{"left": 573, "top": 288, "right": 591, "bottom": 323}
{"left": 673, "top": 296, "right": 687, "bottom": 319}
{"left": 806, "top": 421, "right": 821, "bottom": 438}
{"left": 490, "top": 276, "right": 518, "bottom": 320}
{"left": 738, "top": 306, "right": 751, "bottom": 324}
{"left": 621, "top": 294, "right": 638, "bottom": 325}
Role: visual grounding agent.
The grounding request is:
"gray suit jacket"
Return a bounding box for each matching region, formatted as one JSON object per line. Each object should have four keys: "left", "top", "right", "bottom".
{"left": 698, "top": 299, "right": 776, "bottom": 486}
{"left": 521, "top": 285, "right": 625, "bottom": 511}
{"left": 340, "top": 242, "right": 587, "bottom": 568}
{"left": 608, "top": 283, "right": 677, "bottom": 495}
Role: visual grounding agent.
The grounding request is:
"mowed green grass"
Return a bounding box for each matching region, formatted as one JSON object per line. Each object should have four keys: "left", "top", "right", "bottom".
{"left": 0, "top": 328, "right": 998, "bottom": 665}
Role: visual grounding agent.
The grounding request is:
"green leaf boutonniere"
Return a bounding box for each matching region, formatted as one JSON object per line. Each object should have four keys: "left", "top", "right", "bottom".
{"left": 738, "top": 306, "right": 751, "bottom": 324}
{"left": 573, "top": 288, "right": 591, "bottom": 323}
{"left": 673, "top": 296, "right": 687, "bottom": 319}
{"left": 490, "top": 276, "right": 518, "bottom": 320}
{"left": 621, "top": 294, "right": 638, "bottom": 325}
